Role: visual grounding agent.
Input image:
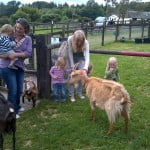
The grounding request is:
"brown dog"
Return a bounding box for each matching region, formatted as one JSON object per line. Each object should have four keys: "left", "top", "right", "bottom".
{"left": 22, "top": 80, "right": 38, "bottom": 108}
{"left": 70, "top": 70, "right": 131, "bottom": 134}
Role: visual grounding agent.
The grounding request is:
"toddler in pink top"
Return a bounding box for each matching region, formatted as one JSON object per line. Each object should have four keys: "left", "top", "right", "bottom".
{"left": 49, "top": 57, "right": 72, "bottom": 103}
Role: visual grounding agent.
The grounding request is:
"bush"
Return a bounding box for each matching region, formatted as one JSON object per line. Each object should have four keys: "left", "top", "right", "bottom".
{"left": 0, "top": 17, "right": 10, "bottom": 26}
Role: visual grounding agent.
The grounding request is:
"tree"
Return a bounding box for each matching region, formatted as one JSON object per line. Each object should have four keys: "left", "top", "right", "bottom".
{"left": 78, "top": 0, "right": 104, "bottom": 20}
{"left": 118, "top": 0, "right": 129, "bottom": 18}
{"left": 32, "top": 1, "right": 50, "bottom": 9}
{"left": 0, "top": 1, "right": 21, "bottom": 17}
{"left": 104, "top": 0, "right": 118, "bottom": 16}
{"left": 41, "top": 14, "right": 61, "bottom": 23}
{"left": 11, "top": 6, "right": 41, "bottom": 23}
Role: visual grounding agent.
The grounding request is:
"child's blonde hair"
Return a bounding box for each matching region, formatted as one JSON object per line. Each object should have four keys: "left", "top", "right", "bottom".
{"left": 1, "top": 24, "right": 14, "bottom": 35}
{"left": 107, "top": 57, "right": 118, "bottom": 69}
{"left": 108, "top": 57, "right": 117, "bottom": 64}
{"left": 56, "top": 57, "right": 66, "bottom": 67}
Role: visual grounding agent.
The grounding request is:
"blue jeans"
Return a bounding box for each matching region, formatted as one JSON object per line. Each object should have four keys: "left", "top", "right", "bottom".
{"left": 1, "top": 67, "right": 24, "bottom": 114}
{"left": 52, "top": 83, "right": 66, "bottom": 102}
{"left": 68, "top": 60, "right": 84, "bottom": 97}
{"left": 0, "top": 68, "right": 2, "bottom": 77}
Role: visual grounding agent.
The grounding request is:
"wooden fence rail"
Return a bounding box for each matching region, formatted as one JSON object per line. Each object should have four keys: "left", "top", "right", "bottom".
{"left": 1, "top": 22, "right": 150, "bottom": 99}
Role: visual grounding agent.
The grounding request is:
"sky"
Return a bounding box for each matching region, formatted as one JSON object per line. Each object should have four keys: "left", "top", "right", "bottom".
{"left": 0, "top": 0, "right": 150, "bottom": 6}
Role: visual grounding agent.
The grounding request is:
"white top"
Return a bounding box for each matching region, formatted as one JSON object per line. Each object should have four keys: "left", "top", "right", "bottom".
{"left": 67, "top": 35, "right": 90, "bottom": 70}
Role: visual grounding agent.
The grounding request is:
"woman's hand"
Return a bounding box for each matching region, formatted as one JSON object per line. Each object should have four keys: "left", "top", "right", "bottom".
{"left": 8, "top": 52, "right": 26, "bottom": 59}
{"left": 82, "top": 69, "right": 87, "bottom": 76}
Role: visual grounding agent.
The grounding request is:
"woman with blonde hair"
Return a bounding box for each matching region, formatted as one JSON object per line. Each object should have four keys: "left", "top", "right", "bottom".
{"left": 67, "top": 30, "right": 90, "bottom": 102}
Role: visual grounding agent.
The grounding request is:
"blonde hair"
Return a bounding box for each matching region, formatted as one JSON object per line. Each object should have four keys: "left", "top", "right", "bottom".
{"left": 72, "top": 30, "right": 86, "bottom": 53}
{"left": 1, "top": 24, "right": 14, "bottom": 35}
{"left": 56, "top": 57, "right": 66, "bottom": 67}
{"left": 108, "top": 57, "right": 117, "bottom": 64}
{"left": 107, "top": 57, "right": 118, "bottom": 69}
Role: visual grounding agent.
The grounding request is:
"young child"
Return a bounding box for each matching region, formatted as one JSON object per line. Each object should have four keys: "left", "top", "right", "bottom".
{"left": 49, "top": 57, "right": 72, "bottom": 103}
{"left": 0, "top": 24, "right": 17, "bottom": 69}
{"left": 104, "top": 57, "right": 119, "bottom": 82}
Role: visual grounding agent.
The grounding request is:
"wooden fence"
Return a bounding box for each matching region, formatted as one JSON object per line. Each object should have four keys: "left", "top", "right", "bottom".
{"left": 31, "top": 20, "right": 150, "bottom": 45}
{"left": 0, "top": 21, "right": 150, "bottom": 99}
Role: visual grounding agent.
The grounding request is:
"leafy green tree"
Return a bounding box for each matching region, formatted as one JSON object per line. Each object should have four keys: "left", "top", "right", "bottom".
{"left": 32, "top": 1, "right": 50, "bottom": 9}
{"left": 0, "top": 1, "right": 21, "bottom": 17}
{"left": 78, "top": 0, "right": 104, "bottom": 20}
{"left": 118, "top": 0, "right": 129, "bottom": 18}
{"left": 0, "top": 17, "right": 10, "bottom": 26}
{"left": 6, "top": 1, "right": 21, "bottom": 16}
{"left": 41, "top": 14, "right": 61, "bottom": 23}
{"left": 11, "top": 6, "right": 41, "bottom": 23}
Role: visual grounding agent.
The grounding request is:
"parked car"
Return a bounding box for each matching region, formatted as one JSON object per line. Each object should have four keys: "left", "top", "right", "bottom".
{"left": 95, "top": 17, "right": 107, "bottom": 27}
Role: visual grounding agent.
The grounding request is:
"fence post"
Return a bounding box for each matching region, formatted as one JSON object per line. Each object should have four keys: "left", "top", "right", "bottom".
{"left": 35, "top": 34, "right": 51, "bottom": 99}
{"left": 101, "top": 22, "right": 105, "bottom": 46}
{"left": 115, "top": 21, "right": 119, "bottom": 42}
{"left": 62, "top": 25, "right": 65, "bottom": 38}
{"left": 129, "top": 20, "right": 132, "bottom": 40}
{"left": 67, "top": 23, "right": 69, "bottom": 37}
{"left": 32, "top": 24, "right": 35, "bottom": 34}
{"left": 148, "top": 21, "right": 150, "bottom": 38}
{"left": 84, "top": 23, "right": 88, "bottom": 39}
{"left": 51, "top": 21, "right": 53, "bottom": 33}
{"left": 141, "top": 19, "right": 144, "bottom": 38}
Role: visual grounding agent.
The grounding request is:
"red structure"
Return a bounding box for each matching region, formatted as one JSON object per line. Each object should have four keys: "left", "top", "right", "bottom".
{"left": 90, "top": 50, "right": 150, "bottom": 57}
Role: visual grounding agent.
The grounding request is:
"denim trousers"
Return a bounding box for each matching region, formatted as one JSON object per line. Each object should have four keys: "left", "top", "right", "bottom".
{"left": 68, "top": 60, "right": 84, "bottom": 97}
{"left": 52, "top": 83, "right": 66, "bottom": 102}
{"left": 1, "top": 67, "right": 24, "bottom": 114}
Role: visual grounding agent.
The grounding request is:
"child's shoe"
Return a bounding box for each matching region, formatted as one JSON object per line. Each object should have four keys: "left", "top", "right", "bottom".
{"left": 79, "top": 95, "right": 85, "bottom": 100}
{"left": 8, "top": 65, "right": 18, "bottom": 70}
{"left": 70, "top": 97, "right": 76, "bottom": 102}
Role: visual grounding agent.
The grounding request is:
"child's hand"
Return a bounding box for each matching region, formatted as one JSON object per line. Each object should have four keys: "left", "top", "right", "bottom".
{"left": 53, "top": 76, "right": 58, "bottom": 80}
{"left": 110, "top": 68, "right": 114, "bottom": 72}
{"left": 110, "top": 68, "right": 116, "bottom": 73}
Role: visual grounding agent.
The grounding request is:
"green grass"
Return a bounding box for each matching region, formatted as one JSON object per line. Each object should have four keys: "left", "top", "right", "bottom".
{"left": 5, "top": 41, "right": 150, "bottom": 150}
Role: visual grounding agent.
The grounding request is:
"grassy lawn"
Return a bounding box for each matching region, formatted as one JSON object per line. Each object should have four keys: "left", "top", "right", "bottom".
{"left": 5, "top": 41, "right": 150, "bottom": 150}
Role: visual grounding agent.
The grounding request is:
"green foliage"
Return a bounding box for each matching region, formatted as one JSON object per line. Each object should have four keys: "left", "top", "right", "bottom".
{"left": 11, "top": 6, "right": 41, "bottom": 23}
{"left": 0, "top": 17, "right": 10, "bottom": 26}
{"left": 78, "top": 16, "right": 92, "bottom": 23}
{"left": 0, "top": 1, "right": 21, "bottom": 17}
{"left": 78, "top": 1, "right": 105, "bottom": 19}
{"left": 61, "top": 16, "right": 69, "bottom": 22}
{"left": 11, "top": 11, "right": 30, "bottom": 24}
{"left": 32, "top": 1, "right": 54, "bottom": 9}
{"left": 0, "top": 0, "right": 150, "bottom": 23}
{"left": 41, "top": 14, "right": 61, "bottom": 23}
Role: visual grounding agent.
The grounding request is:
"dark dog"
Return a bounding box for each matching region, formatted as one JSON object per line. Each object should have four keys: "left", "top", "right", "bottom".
{"left": 22, "top": 80, "right": 38, "bottom": 108}
{"left": 0, "top": 93, "right": 16, "bottom": 150}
